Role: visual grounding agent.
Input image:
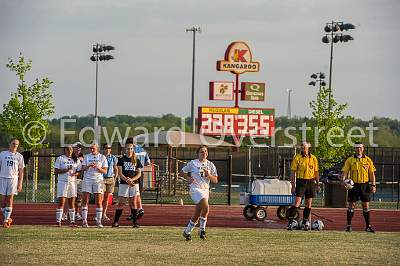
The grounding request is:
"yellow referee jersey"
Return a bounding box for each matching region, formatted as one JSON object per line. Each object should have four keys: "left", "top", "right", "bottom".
{"left": 290, "top": 153, "right": 319, "bottom": 179}
{"left": 342, "top": 155, "right": 376, "bottom": 183}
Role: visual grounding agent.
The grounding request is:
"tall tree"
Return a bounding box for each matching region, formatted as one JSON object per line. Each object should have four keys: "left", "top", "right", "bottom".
{"left": 0, "top": 54, "right": 55, "bottom": 149}
{"left": 309, "top": 87, "right": 353, "bottom": 170}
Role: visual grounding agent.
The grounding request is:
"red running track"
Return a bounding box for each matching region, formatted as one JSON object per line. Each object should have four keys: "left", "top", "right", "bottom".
{"left": 7, "top": 204, "right": 400, "bottom": 232}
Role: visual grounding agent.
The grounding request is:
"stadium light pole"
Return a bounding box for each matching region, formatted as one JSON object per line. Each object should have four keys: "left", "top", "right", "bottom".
{"left": 322, "top": 21, "right": 355, "bottom": 116}
{"left": 308, "top": 72, "right": 326, "bottom": 91}
{"left": 186, "top": 26, "right": 201, "bottom": 133}
{"left": 90, "top": 43, "right": 115, "bottom": 141}
{"left": 286, "top": 89, "right": 293, "bottom": 119}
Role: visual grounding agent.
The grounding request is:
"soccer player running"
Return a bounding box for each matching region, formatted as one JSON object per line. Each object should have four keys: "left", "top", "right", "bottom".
{"left": 80, "top": 143, "right": 108, "bottom": 227}
{"left": 102, "top": 143, "right": 118, "bottom": 222}
{"left": 341, "top": 142, "right": 377, "bottom": 233}
{"left": 54, "top": 145, "right": 81, "bottom": 227}
{"left": 112, "top": 143, "right": 143, "bottom": 228}
{"left": 0, "top": 138, "right": 25, "bottom": 228}
{"left": 287, "top": 142, "right": 320, "bottom": 231}
{"left": 180, "top": 145, "right": 218, "bottom": 241}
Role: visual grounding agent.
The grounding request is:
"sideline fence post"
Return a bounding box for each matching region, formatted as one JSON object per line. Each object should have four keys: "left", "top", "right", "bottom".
{"left": 50, "top": 154, "right": 55, "bottom": 202}
{"left": 33, "top": 152, "right": 39, "bottom": 202}
{"left": 228, "top": 155, "right": 232, "bottom": 205}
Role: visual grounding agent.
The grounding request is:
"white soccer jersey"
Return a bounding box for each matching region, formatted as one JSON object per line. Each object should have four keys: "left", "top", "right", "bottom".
{"left": 82, "top": 153, "right": 107, "bottom": 181}
{"left": 55, "top": 155, "right": 81, "bottom": 182}
{"left": 182, "top": 159, "right": 218, "bottom": 190}
{"left": 0, "top": 151, "right": 25, "bottom": 179}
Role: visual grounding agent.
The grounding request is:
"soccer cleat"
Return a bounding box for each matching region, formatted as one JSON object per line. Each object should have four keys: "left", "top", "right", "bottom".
{"left": 132, "top": 223, "right": 140, "bottom": 228}
{"left": 137, "top": 209, "right": 145, "bottom": 220}
{"left": 112, "top": 222, "right": 119, "bottom": 228}
{"left": 82, "top": 221, "right": 89, "bottom": 228}
{"left": 345, "top": 225, "right": 352, "bottom": 232}
{"left": 75, "top": 213, "right": 82, "bottom": 221}
{"left": 303, "top": 221, "right": 311, "bottom": 231}
{"left": 3, "top": 218, "right": 13, "bottom": 228}
{"left": 286, "top": 220, "right": 297, "bottom": 231}
{"left": 365, "top": 226, "right": 375, "bottom": 233}
{"left": 126, "top": 214, "right": 133, "bottom": 221}
{"left": 96, "top": 221, "right": 104, "bottom": 228}
{"left": 56, "top": 221, "right": 62, "bottom": 227}
{"left": 182, "top": 231, "right": 192, "bottom": 241}
{"left": 199, "top": 230, "right": 206, "bottom": 240}
{"left": 69, "top": 222, "right": 77, "bottom": 228}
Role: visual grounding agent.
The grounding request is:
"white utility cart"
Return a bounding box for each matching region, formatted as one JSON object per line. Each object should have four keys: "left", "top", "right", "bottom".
{"left": 240, "top": 178, "right": 296, "bottom": 221}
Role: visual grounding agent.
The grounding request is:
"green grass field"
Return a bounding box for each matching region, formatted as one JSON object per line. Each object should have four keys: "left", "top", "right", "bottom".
{"left": 1, "top": 226, "right": 399, "bottom": 265}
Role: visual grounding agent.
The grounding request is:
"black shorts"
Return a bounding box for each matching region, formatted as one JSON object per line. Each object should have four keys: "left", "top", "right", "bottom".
{"left": 295, "top": 179, "right": 317, "bottom": 199}
{"left": 348, "top": 183, "right": 371, "bottom": 202}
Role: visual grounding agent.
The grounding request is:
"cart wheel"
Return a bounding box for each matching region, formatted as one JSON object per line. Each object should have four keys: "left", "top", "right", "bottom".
{"left": 277, "top": 206, "right": 288, "bottom": 220}
{"left": 255, "top": 207, "right": 267, "bottom": 221}
{"left": 285, "top": 206, "right": 299, "bottom": 220}
{"left": 243, "top": 205, "right": 256, "bottom": 220}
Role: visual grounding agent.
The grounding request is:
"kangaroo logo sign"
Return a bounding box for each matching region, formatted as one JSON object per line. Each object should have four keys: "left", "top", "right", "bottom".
{"left": 216, "top": 41, "right": 260, "bottom": 74}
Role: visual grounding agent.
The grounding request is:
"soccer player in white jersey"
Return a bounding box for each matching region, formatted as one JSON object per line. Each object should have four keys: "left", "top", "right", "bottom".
{"left": 54, "top": 145, "right": 81, "bottom": 227}
{"left": 80, "top": 143, "right": 108, "bottom": 227}
{"left": 180, "top": 145, "right": 218, "bottom": 241}
{"left": 0, "top": 138, "right": 25, "bottom": 228}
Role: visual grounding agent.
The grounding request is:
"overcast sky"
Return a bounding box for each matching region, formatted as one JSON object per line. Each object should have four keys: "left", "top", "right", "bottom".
{"left": 0, "top": 0, "right": 399, "bottom": 120}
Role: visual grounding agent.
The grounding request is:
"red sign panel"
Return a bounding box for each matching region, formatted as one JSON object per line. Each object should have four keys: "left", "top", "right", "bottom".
{"left": 198, "top": 107, "right": 275, "bottom": 137}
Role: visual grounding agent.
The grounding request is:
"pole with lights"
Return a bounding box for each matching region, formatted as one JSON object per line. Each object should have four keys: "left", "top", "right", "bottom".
{"left": 308, "top": 72, "right": 326, "bottom": 91}
{"left": 186, "top": 26, "right": 201, "bottom": 133}
{"left": 322, "top": 21, "right": 355, "bottom": 115}
{"left": 90, "top": 43, "right": 115, "bottom": 138}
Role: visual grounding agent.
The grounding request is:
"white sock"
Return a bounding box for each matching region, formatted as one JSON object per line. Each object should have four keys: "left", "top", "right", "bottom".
{"left": 56, "top": 208, "right": 63, "bottom": 222}
{"left": 4, "top": 207, "right": 12, "bottom": 222}
{"left": 184, "top": 220, "right": 197, "bottom": 234}
{"left": 96, "top": 208, "right": 103, "bottom": 223}
{"left": 82, "top": 207, "right": 88, "bottom": 222}
{"left": 68, "top": 209, "right": 75, "bottom": 223}
{"left": 199, "top": 217, "right": 207, "bottom": 231}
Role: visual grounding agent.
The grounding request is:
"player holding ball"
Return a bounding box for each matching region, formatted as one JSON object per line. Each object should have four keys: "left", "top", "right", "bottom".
{"left": 341, "top": 141, "right": 377, "bottom": 233}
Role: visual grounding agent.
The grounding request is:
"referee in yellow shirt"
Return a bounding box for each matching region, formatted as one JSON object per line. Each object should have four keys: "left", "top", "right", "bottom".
{"left": 341, "top": 142, "right": 376, "bottom": 233}
{"left": 287, "top": 142, "right": 320, "bottom": 230}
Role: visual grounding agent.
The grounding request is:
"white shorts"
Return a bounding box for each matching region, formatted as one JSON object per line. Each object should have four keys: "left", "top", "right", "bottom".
{"left": 190, "top": 187, "right": 209, "bottom": 204}
{"left": 0, "top": 177, "right": 18, "bottom": 196}
{"left": 57, "top": 180, "right": 77, "bottom": 198}
{"left": 118, "top": 184, "right": 140, "bottom": 198}
{"left": 82, "top": 179, "right": 104, "bottom": 194}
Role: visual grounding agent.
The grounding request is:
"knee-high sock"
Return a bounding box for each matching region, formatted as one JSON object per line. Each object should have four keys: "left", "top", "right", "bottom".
{"left": 56, "top": 208, "right": 63, "bottom": 222}
{"left": 303, "top": 207, "right": 311, "bottom": 223}
{"left": 347, "top": 208, "right": 354, "bottom": 226}
{"left": 114, "top": 209, "right": 123, "bottom": 223}
{"left": 96, "top": 208, "right": 103, "bottom": 223}
{"left": 184, "top": 219, "right": 197, "bottom": 234}
{"left": 199, "top": 217, "right": 207, "bottom": 231}
{"left": 68, "top": 208, "right": 76, "bottom": 223}
{"left": 287, "top": 206, "right": 298, "bottom": 223}
{"left": 363, "top": 209, "right": 371, "bottom": 227}
{"left": 4, "top": 207, "right": 12, "bottom": 222}
{"left": 81, "top": 206, "right": 88, "bottom": 222}
{"left": 131, "top": 209, "right": 138, "bottom": 224}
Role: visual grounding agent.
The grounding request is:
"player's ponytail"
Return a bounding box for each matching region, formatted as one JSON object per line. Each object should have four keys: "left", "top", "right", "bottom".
{"left": 131, "top": 151, "right": 137, "bottom": 166}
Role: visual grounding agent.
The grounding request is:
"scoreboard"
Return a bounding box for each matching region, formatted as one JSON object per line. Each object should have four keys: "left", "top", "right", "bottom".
{"left": 198, "top": 107, "right": 275, "bottom": 137}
